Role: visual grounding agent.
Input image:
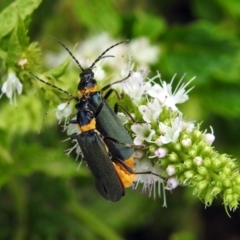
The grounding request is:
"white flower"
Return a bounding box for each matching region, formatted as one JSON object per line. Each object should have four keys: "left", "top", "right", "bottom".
{"left": 121, "top": 70, "right": 151, "bottom": 105}
{"left": 166, "top": 177, "right": 179, "bottom": 190}
{"left": 65, "top": 139, "right": 80, "bottom": 156}
{"left": 134, "top": 150, "right": 144, "bottom": 159}
{"left": 56, "top": 102, "right": 73, "bottom": 123}
{"left": 76, "top": 32, "right": 126, "bottom": 69}
{"left": 63, "top": 118, "right": 82, "bottom": 160}
{"left": 65, "top": 119, "right": 80, "bottom": 136}
{"left": 133, "top": 158, "right": 166, "bottom": 204}
{"left": 117, "top": 112, "right": 129, "bottom": 125}
{"left": 166, "top": 165, "right": 176, "bottom": 176}
{"left": 128, "top": 37, "right": 160, "bottom": 66}
{"left": 155, "top": 147, "right": 168, "bottom": 158}
{"left": 1, "top": 72, "right": 23, "bottom": 106}
{"left": 131, "top": 123, "right": 155, "bottom": 145}
{"left": 147, "top": 73, "right": 195, "bottom": 111}
{"left": 149, "top": 147, "right": 167, "bottom": 159}
{"left": 120, "top": 55, "right": 134, "bottom": 79}
{"left": 93, "top": 66, "right": 106, "bottom": 81}
{"left": 139, "top": 99, "right": 162, "bottom": 123}
{"left": 159, "top": 114, "right": 183, "bottom": 144}
{"left": 204, "top": 126, "right": 215, "bottom": 145}
{"left": 183, "top": 121, "right": 195, "bottom": 132}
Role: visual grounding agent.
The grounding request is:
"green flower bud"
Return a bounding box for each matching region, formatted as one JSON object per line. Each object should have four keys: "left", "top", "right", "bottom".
{"left": 183, "top": 159, "right": 192, "bottom": 169}
{"left": 198, "top": 166, "right": 208, "bottom": 176}
{"left": 193, "top": 129, "right": 202, "bottom": 139}
{"left": 235, "top": 175, "right": 240, "bottom": 184}
{"left": 184, "top": 170, "right": 195, "bottom": 179}
{"left": 175, "top": 164, "right": 185, "bottom": 172}
{"left": 197, "top": 180, "right": 208, "bottom": 190}
{"left": 204, "top": 190, "right": 214, "bottom": 206}
{"left": 223, "top": 167, "right": 231, "bottom": 175}
{"left": 178, "top": 175, "right": 186, "bottom": 183}
{"left": 202, "top": 145, "right": 212, "bottom": 155}
{"left": 174, "top": 143, "right": 182, "bottom": 151}
{"left": 189, "top": 149, "right": 197, "bottom": 157}
{"left": 212, "top": 159, "right": 222, "bottom": 169}
{"left": 227, "top": 161, "right": 236, "bottom": 169}
{"left": 193, "top": 174, "right": 204, "bottom": 181}
{"left": 149, "top": 144, "right": 157, "bottom": 154}
{"left": 203, "top": 158, "right": 212, "bottom": 167}
{"left": 224, "top": 193, "right": 233, "bottom": 203}
{"left": 223, "top": 179, "right": 231, "bottom": 188}
{"left": 159, "top": 158, "right": 168, "bottom": 167}
{"left": 169, "top": 152, "right": 179, "bottom": 162}
{"left": 211, "top": 186, "right": 222, "bottom": 196}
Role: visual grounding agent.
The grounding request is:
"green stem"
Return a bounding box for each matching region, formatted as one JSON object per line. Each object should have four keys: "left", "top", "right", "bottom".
{"left": 8, "top": 177, "right": 27, "bottom": 240}
{"left": 68, "top": 200, "right": 124, "bottom": 240}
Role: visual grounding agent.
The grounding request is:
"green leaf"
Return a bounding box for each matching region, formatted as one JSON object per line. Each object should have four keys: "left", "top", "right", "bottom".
{"left": 6, "top": 15, "right": 32, "bottom": 68}
{"left": 161, "top": 21, "right": 240, "bottom": 84}
{"left": 193, "top": 0, "right": 223, "bottom": 21}
{"left": 45, "top": 56, "right": 71, "bottom": 78}
{"left": 73, "top": 0, "right": 121, "bottom": 35}
{"left": 216, "top": 0, "right": 240, "bottom": 18}
{"left": 133, "top": 11, "right": 166, "bottom": 40}
{"left": 0, "top": 0, "right": 42, "bottom": 39}
{"left": 16, "top": 14, "right": 29, "bottom": 48}
{"left": 205, "top": 86, "right": 240, "bottom": 117}
{"left": 7, "top": 27, "right": 22, "bottom": 67}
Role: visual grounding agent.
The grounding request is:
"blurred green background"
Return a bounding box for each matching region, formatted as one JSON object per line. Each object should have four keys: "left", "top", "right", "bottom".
{"left": 1, "top": 0, "right": 240, "bottom": 239}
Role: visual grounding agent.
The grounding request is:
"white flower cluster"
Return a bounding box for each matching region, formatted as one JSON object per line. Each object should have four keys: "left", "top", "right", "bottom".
{"left": 115, "top": 61, "right": 197, "bottom": 200}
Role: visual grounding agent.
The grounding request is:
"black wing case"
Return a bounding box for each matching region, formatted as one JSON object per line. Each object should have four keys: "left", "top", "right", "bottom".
{"left": 90, "top": 92, "right": 134, "bottom": 161}
{"left": 76, "top": 130, "right": 124, "bottom": 202}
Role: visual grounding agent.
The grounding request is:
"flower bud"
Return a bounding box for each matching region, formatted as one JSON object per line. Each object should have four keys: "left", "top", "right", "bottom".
{"left": 194, "top": 156, "right": 203, "bottom": 166}
{"left": 198, "top": 166, "right": 208, "bottom": 175}
{"left": 183, "top": 160, "right": 192, "bottom": 169}
{"left": 197, "top": 180, "right": 208, "bottom": 190}
{"left": 205, "top": 190, "right": 214, "bottom": 206}
{"left": 189, "top": 149, "right": 197, "bottom": 157}
{"left": 212, "top": 159, "right": 222, "bottom": 169}
{"left": 184, "top": 170, "right": 194, "bottom": 179}
{"left": 211, "top": 186, "right": 222, "bottom": 196}
{"left": 166, "top": 177, "right": 179, "bottom": 190}
{"left": 204, "top": 133, "right": 215, "bottom": 145}
{"left": 134, "top": 151, "right": 144, "bottom": 159}
{"left": 155, "top": 147, "right": 168, "bottom": 158}
{"left": 193, "top": 129, "right": 202, "bottom": 139}
{"left": 174, "top": 143, "right": 182, "bottom": 151}
{"left": 168, "top": 152, "right": 179, "bottom": 162}
{"left": 166, "top": 165, "right": 176, "bottom": 176}
{"left": 181, "top": 138, "right": 192, "bottom": 148}
{"left": 203, "top": 158, "right": 211, "bottom": 167}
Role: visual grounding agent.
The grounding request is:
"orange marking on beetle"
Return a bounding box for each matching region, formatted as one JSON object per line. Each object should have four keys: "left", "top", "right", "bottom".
{"left": 79, "top": 118, "right": 96, "bottom": 132}
{"left": 113, "top": 157, "right": 136, "bottom": 188}
{"left": 78, "top": 86, "right": 97, "bottom": 96}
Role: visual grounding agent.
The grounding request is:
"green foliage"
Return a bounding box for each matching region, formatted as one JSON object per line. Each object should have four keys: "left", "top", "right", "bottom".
{"left": 0, "top": 0, "right": 41, "bottom": 39}
{"left": 133, "top": 11, "right": 166, "bottom": 40}
{"left": 72, "top": 0, "right": 122, "bottom": 36}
